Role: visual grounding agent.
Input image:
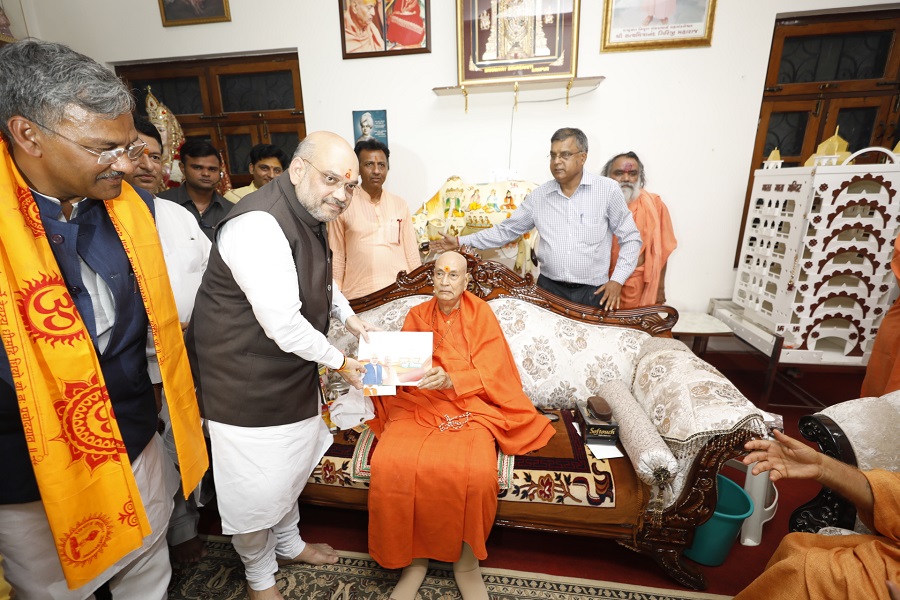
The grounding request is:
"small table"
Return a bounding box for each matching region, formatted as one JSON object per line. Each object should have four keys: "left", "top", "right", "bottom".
{"left": 672, "top": 312, "right": 734, "bottom": 356}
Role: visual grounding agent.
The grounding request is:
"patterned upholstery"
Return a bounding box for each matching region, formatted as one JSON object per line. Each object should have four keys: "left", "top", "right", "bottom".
{"left": 488, "top": 298, "right": 648, "bottom": 410}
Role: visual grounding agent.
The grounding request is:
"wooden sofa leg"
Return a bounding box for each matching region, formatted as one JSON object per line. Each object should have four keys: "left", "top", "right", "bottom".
{"left": 617, "top": 539, "right": 706, "bottom": 590}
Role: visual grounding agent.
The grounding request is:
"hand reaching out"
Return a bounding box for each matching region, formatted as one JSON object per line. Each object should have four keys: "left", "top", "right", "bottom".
{"left": 337, "top": 357, "right": 366, "bottom": 390}
{"left": 344, "top": 315, "right": 381, "bottom": 344}
{"left": 742, "top": 429, "right": 823, "bottom": 482}
{"left": 429, "top": 233, "right": 460, "bottom": 253}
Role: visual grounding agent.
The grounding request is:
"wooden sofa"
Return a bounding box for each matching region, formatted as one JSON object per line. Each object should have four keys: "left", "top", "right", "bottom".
{"left": 301, "top": 252, "right": 767, "bottom": 590}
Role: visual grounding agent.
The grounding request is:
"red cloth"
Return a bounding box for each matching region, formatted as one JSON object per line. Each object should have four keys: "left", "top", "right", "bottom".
{"left": 861, "top": 235, "right": 900, "bottom": 397}
{"left": 367, "top": 292, "right": 555, "bottom": 568}
{"left": 610, "top": 190, "right": 677, "bottom": 308}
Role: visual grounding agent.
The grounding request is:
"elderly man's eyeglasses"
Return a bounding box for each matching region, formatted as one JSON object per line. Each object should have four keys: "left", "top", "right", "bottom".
{"left": 302, "top": 159, "right": 360, "bottom": 195}
{"left": 32, "top": 120, "right": 147, "bottom": 165}
{"left": 548, "top": 151, "right": 584, "bottom": 161}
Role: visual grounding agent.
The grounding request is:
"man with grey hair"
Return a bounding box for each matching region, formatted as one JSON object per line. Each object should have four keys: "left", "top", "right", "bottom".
{"left": 433, "top": 127, "right": 642, "bottom": 309}
{"left": 0, "top": 39, "right": 207, "bottom": 599}
{"left": 601, "top": 151, "right": 677, "bottom": 308}
{"left": 187, "top": 131, "right": 376, "bottom": 600}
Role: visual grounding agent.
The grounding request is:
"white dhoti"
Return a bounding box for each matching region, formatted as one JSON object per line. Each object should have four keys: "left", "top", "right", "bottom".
{"left": 208, "top": 415, "right": 333, "bottom": 591}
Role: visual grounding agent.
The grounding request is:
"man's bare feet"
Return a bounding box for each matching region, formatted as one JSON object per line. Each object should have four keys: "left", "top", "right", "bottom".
{"left": 170, "top": 536, "right": 208, "bottom": 565}
{"left": 642, "top": 15, "right": 653, "bottom": 26}
{"left": 660, "top": 17, "right": 669, "bottom": 24}
{"left": 276, "top": 542, "right": 339, "bottom": 566}
{"left": 247, "top": 584, "right": 284, "bottom": 600}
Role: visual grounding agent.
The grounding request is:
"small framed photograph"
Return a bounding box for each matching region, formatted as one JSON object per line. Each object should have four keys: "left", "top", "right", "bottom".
{"left": 341, "top": 0, "right": 431, "bottom": 60}
{"left": 457, "top": 0, "right": 581, "bottom": 87}
{"left": 158, "top": 0, "right": 231, "bottom": 27}
{"left": 601, "top": 0, "right": 717, "bottom": 52}
{"left": 352, "top": 109, "right": 389, "bottom": 147}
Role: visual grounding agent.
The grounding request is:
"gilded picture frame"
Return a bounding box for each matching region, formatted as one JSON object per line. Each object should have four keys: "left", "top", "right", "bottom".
{"left": 158, "top": 0, "right": 231, "bottom": 27}
{"left": 601, "top": 0, "right": 716, "bottom": 52}
{"left": 340, "top": 0, "right": 431, "bottom": 60}
{"left": 457, "top": 0, "right": 580, "bottom": 86}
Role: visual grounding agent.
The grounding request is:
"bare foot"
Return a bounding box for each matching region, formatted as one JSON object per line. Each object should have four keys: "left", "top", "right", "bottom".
{"left": 247, "top": 584, "right": 284, "bottom": 600}
{"left": 660, "top": 17, "right": 669, "bottom": 24}
{"left": 642, "top": 15, "right": 653, "bottom": 26}
{"left": 170, "top": 536, "right": 208, "bottom": 565}
{"left": 276, "top": 542, "right": 339, "bottom": 566}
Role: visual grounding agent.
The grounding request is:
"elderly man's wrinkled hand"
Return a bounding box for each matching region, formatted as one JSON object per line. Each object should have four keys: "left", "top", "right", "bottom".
{"left": 345, "top": 315, "right": 381, "bottom": 343}
{"left": 417, "top": 367, "right": 453, "bottom": 390}
{"left": 337, "top": 357, "right": 366, "bottom": 390}
{"left": 430, "top": 233, "right": 460, "bottom": 253}
{"left": 593, "top": 281, "right": 623, "bottom": 310}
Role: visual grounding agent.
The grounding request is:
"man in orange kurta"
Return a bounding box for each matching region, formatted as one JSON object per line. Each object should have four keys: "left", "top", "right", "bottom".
{"left": 603, "top": 152, "right": 677, "bottom": 308}
{"left": 367, "top": 252, "right": 555, "bottom": 600}
{"left": 344, "top": 0, "right": 385, "bottom": 53}
{"left": 735, "top": 430, "right": 900, "bottom": 600}
{"left": 861, "top": 235, "right": 900, "bottom": 397}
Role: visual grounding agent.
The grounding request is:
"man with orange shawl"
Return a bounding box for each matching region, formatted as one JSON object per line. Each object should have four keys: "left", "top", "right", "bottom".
{"left": 344, "top": 0, "right": 385, "bottom": 54}
{"left": 602, "top": 152, "right": 677, "bottom": 308}
{"left": 0, "top": 40, "right": 206, "bottom": 599}
{"left": 861, "top": 235, "right": 900, "bottom": 398}
{"left": 734, "top": 430, "right": 899, "bottom": 600}
{"left": 367, "top": 251, "right": 555, "bottom": 600}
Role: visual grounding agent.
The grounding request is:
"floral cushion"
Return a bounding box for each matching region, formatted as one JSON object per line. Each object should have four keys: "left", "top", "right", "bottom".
{"left": 632, "top": 339, "right": 767, "bottom": 507}
{"left": 488, "top": 298, "right": 649, "bottom": 410}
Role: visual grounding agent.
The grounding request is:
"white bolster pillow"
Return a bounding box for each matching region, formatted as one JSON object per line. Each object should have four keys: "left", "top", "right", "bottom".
{"left": 597, "top": 379, "right": 677, "bottom": 487}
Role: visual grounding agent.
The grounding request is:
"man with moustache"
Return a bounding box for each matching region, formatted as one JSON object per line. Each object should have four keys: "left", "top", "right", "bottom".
{"left": 224, "top": 144, "right": 289, "bottom": 203}
{"left": 0, "top": 39, "right": 206, "bottom": 599}
{"left": 127, "top": 116, "right": 212, "bottom": 566}
{"left": 328, "top": 139, "right": 421, "bottom": 300}
{"left": 187, "top": 131, "right": 377, "bottom": 600}
{"left": 601, "top": 151, "right": 677, "bottom": 308}
{"left": 158, "top": 139, "right": 233, "bottom": 241}
{"left": 432, "top": 128, "right": 641, "bottom": 309}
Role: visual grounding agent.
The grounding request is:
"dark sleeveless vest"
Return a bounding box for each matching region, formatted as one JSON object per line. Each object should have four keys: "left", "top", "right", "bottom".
{"left": 0, "top": 190, "right": 158, "bottom": 504}
{"left": 187, "top": 171, "right": 333, "bottom": 427}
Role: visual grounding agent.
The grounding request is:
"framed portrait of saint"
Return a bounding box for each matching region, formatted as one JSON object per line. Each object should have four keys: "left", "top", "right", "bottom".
{"left": 340, "top": 0, "right": 431, "bottom": 59}
{"left": 601, "top": 0, "right": 717, "bottom": 52}
{"left": 158, "top": 0, "right": 231, "bottom": 27}
{"left": 456, "top": 0, "right": 581, "bottom": 86}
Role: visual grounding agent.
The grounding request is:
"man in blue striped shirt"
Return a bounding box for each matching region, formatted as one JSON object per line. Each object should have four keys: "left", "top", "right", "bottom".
{"left": 433, "top": 128, "right": 642, "bottom": 310}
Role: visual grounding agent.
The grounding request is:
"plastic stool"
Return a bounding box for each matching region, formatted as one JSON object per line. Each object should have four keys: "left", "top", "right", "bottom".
{"left": 725, "top": 459, "right": 779, "bottom": 546}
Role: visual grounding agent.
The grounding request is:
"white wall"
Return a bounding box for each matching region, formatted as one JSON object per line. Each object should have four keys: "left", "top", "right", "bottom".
{"left": 16, "top": 0, "right": 900, "bottom": 312}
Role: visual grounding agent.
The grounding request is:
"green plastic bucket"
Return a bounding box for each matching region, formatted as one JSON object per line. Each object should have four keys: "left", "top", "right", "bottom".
{"left": 684, "top": 474, "right": 754, "bottom": 566}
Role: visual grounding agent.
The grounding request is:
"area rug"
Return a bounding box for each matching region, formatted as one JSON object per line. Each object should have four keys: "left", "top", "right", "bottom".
{"left": 168, "top": 537, "right": 731, "bottom": 600}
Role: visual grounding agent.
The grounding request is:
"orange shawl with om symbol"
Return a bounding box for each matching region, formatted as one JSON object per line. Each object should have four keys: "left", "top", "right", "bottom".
{"left": 0, "top": 138, "right": 207, "bottom": 589}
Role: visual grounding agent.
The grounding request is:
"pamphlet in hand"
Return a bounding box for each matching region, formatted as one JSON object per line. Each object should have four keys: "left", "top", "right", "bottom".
{"left": 357, "top": 331, "right": 433, "bottom": 396}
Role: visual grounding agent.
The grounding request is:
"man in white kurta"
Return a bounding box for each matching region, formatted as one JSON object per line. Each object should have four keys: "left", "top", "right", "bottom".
{"left": 188, "top": 131, "right": 372, "bottom": 600}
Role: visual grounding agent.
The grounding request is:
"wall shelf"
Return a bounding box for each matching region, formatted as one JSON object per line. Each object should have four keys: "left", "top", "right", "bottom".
{"left": 432, "top": 76, "right": 604, "bottom": 97}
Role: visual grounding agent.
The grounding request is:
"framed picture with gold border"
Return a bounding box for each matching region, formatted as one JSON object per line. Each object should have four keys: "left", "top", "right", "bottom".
{"left": 601, "top": 0, "right": 716, "bottom": 52}
{"left": 457, "top": 0, "right": 580, "bottom": 86}
{"left": 158, "top": 0, "right": 231, "bottom": 27}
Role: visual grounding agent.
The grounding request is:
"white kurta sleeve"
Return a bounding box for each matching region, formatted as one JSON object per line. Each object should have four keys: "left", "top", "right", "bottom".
{"left": 217, "top": 211, "right": 344, "bottom": 369}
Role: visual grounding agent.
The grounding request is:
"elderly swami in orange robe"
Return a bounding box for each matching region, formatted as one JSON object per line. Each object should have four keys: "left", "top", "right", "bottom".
{"left": 861, "top": 235, "right": 900, "bottom": 398}
{"left": 734, "top": 430, "right": 900, "bottom": 600}
{"left": 367, "top": 251, "right": 555, "bottom": 600}
{"left": 603, "top": 151, "right": 677, "bottom": 308}
{"left": 344, "top": 0, "right": 385, "bottom": 53}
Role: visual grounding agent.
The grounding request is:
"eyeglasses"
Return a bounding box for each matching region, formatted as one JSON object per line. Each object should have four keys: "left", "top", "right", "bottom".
{"left": 32, "top": 120, "right": 147, "bottom": 165}
{"left": 548, "top": 151, "right": 584, "bottom": 162}
{"left": 302, "top": 159, "right": 359, "bottom": 195}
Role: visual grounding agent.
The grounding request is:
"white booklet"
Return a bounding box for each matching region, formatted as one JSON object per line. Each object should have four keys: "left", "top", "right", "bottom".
{"left": 357, "top": 331, "right": 433, "bottom": 396}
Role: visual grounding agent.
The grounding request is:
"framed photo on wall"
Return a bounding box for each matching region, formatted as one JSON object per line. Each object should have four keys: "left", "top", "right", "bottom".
{"left": 352, "top": 109, "right": 389, "bottom": 147}
{"left": 158, "top": 0, "right": 231, "bottom": 27}
{"left": 457, "top": 0, "right": 580, "bottom": 86}
{"left": 340, "top": 0, "right": 431, "bottom": 59}
{"left": 601, "top": 0, "right": 716, "bottom": 52}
